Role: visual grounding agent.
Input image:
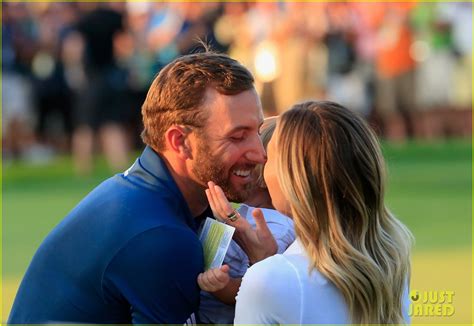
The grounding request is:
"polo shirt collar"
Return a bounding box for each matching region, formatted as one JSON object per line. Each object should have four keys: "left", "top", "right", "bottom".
{"left": 125, "top": 146, "right": 199, "bottom": 229}
{"left": 136, "top": 146, "right": 181, "bottom": 195}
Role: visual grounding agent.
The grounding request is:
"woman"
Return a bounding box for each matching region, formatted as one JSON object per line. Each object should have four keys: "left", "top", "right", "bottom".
{"left": 204, "top": 100, "right": 413, "bottom": 324}
{"left": 198, "top": 117, "right": 295, "bottom": 324}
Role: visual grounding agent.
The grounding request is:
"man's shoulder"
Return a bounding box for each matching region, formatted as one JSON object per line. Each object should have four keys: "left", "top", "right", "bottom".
{"left": 52, "top": 174, "right": 195, "bottom": 255}
{"left": 89, "top": 173, "right": 171, "bottom": 199}
{"left": 75, "top": 174, "right": 183, "bottom": 218}
{"left": 121, "top": 225, "right": 201, "bottom": 251}
{"left": 104, "top": 225, "right": 203, "bottom": 278}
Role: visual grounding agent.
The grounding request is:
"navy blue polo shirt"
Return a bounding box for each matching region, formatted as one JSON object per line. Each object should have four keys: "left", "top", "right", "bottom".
{"left": 8, "top": 147, "right": 204, "bottom": 324}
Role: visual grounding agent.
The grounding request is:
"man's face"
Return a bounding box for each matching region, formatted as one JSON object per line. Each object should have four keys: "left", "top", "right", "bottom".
{"left": 190, "top": 87, "right": 266, "bottom": 202}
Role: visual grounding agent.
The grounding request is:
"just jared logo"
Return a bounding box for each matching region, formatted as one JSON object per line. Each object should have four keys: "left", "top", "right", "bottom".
{"left": 409, "top": 290, "right": 455, "bottom": 317}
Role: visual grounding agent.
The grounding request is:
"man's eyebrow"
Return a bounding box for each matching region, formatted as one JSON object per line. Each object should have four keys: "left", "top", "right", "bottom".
{"left": 224, "top": 126, "right": 252, "bottom": 135}
{"left": 223, "top": 119, "right": 264, "bottom": 136}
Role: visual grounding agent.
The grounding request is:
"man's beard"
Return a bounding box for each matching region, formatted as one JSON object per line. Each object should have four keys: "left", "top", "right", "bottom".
{"left": 192, "top": 138, "right": 252, "bottom": 203}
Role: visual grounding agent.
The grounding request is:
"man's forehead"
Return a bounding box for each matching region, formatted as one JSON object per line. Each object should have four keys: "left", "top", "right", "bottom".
{"left": 202, "top": 88, "right": 263, "bottom": 131}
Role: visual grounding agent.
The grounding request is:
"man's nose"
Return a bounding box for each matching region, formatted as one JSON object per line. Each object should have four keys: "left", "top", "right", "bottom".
{"left": 246, "top": 136, "right": 267, "bottom": 164}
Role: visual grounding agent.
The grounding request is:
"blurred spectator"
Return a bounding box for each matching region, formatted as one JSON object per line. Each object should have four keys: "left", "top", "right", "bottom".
{"left": 346, "top": 3, "right": 380, "bottom": 123}
{"left": 2, "top": 3, "right": 42, "bottom": 163}
{"left": 174, "top": 3, "right": 224, "bottom": 55}
{"left": 437, "top": 2, "right": 472, "bottom": 109}
{"left": 410, "top": 3, "right": 455, "bottom": 139}
{"left": 409, "top": 2, "right": 471, "bottom": 138}
{"left": 324, "top": 3, "right": 370, "bottom": 116}
{"left": 70, "top": 3, "right": 131, "bottom": 175}
{"left": 246, "top": 2, "right": 282, "bottom": 114}
{"left": 2, "top": 2, "right": 471, "bottom": 167}
{"left": 216, "top": 3, "right": 254, "bottom": 71}
{"left": 146, "top": 3, "right": 184, "bottom": 71}
{"left": 31, "top": 3, "right": 76, "bottom": 152}
{"left": 374, "top": 3, "right": 417, "bottom": 141}
{"left": 273, "top": 2, "right": 327, "bottom": 114}
{"left": 118, "top": 2, "right": 155, "bottom": 147}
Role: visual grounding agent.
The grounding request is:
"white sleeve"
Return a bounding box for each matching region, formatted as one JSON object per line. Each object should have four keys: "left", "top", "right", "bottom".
{"left": 234, "top": 255, "right": 301, "bottom": 324}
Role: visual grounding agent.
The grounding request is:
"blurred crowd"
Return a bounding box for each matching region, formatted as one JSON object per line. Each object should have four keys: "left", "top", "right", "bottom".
{"left": 2, "top": 2, "right": 472, "bottom": 173}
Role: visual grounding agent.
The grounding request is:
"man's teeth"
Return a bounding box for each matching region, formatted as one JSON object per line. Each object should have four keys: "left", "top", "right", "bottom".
{"left": 233, "top": 170, "right": 251, "bottom": 177}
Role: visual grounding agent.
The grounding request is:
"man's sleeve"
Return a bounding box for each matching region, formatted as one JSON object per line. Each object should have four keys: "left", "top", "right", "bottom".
{"left": 102, "top": 226, "right": 204, "bottom": 324}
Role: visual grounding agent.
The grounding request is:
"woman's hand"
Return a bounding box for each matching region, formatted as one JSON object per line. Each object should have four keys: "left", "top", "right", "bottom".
{"left": 205, "top": 181, "right": 278, "bottom": 264}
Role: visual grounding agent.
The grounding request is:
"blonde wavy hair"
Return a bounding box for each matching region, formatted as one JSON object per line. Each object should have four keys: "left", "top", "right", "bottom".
{"left": 275, "top": 101, "right": 413, "bottom": 324}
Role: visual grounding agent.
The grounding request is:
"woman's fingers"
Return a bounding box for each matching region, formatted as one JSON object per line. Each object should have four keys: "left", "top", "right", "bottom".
{"left": 252, "top": 208, "right": 278, "bottom": 257}
{"left": 212, "top": 184, "right": 234, "bottom": 215}
{"left": 205, "top": 188, "right": 220, "bottom": 220}
{"left": 252, "top": 208, "right": 273, "bottom": 239}
{"left": 206, "top": 182, "right": 252, "bottom": 233}
{"left": 207, "top": 181, "right": 234, "bottom": 222}
{"left": 206, "top": 182, "right": 225, "bottom": 222}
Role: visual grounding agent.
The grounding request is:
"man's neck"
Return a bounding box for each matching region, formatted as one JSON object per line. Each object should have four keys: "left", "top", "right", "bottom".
{"left": 160, "top": 153, "right": 208, "bottom": 218}
{"left": 173, "top": 175, "right": 209, "bottom": 218}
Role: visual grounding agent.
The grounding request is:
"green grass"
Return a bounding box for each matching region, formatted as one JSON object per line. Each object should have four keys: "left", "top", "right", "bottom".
{"left": 382, "top": 140, "right": 471, "bottom": 251}
{"left": 2, "top": 140, "right": 472, "bottom": 322}
{"left": 2, "top": 156, "right": 131, "bottom": 277}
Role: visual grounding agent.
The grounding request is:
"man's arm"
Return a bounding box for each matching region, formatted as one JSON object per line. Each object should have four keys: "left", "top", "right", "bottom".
{"left": 102, "top": 226, "right": 203, "bottom": 324}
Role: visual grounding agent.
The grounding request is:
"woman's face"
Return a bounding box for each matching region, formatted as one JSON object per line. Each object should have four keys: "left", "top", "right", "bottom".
{"left": 263, "top": 127, "right": 292, "bottom": 217}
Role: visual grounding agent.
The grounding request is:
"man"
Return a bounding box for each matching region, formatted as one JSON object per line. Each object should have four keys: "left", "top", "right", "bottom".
{"left": 8, "top": 52, "right": 268, "bottom": 324}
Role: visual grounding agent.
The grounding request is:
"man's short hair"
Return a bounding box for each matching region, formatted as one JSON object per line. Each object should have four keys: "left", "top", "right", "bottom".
{"left": 141, "top": 52, "right": 255, "bottom": 152}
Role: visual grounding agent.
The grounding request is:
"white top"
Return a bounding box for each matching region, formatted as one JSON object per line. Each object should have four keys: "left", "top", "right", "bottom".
{"left": 198, "top": 205, "right": 295, "bottom": 324}
{"left": 234, "top": 239, "right": 411, "bottom": 324}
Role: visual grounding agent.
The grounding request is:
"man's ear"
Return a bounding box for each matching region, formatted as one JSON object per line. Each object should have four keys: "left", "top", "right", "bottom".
{"left": 164, "top": 126, "right": 193, "bottom": 160}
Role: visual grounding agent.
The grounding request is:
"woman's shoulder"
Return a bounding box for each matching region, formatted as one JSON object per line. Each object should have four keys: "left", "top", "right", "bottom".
{"left": 236, "top": 254, "right": 304, "bottom": 323}
{"left": 237, "top": 241, "right": 350, "bottom": 324}
{"left": 244, "top": 251, "right": 305, "bottom": 291}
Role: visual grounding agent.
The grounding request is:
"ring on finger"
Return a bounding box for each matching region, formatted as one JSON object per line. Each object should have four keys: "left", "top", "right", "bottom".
{"left": 226, "top": 210, "right": 239, "bottom": 222}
